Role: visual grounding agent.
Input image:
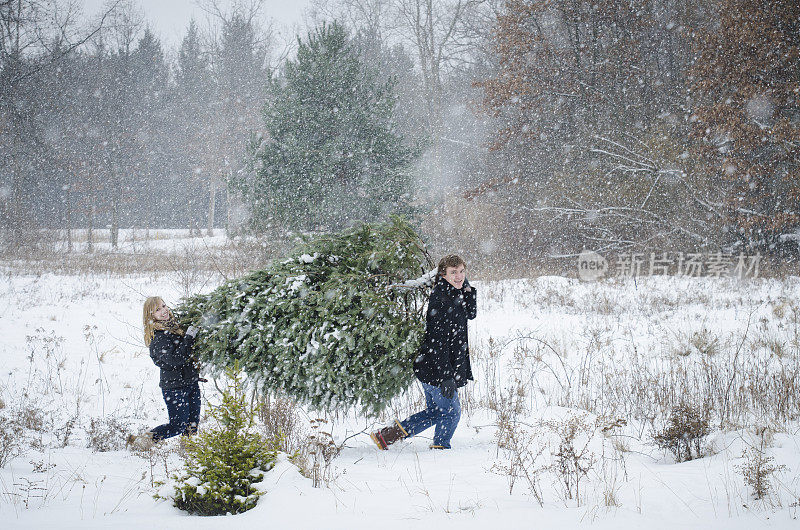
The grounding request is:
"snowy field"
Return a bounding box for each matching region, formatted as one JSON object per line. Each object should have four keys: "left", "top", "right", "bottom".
{"left": 2, "top": 255, "right": 800, "bottom": 528}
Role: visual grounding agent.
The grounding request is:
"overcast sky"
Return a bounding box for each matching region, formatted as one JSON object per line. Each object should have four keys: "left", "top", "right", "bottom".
{"left": 82, "top": 0, "right": 312, "bottom": 51}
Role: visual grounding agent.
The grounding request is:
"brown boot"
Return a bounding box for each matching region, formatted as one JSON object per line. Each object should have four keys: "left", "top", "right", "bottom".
{"left": 127, "top": 431, "right": 156, "bottom": 452}
{"left": 370, "top": 420, "right": 408, "bottom": 450}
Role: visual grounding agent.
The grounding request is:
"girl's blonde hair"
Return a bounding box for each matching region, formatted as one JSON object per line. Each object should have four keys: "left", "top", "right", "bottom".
{"left": 143, "top": 296, "right": 184, "bottom": 346}
{"left": 436, "top": 254, "right": 467, "bottom": 278}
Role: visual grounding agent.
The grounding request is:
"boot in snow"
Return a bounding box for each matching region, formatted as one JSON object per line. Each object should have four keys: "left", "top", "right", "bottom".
{"left": 370, "top": 420, "right": 408, "bottom": 450}
{"left": 127, "top": 431, "right": 156, "bottom": 451}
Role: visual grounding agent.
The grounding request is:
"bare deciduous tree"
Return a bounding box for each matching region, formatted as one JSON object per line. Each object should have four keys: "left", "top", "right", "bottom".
{"left": 0, "top": 0, "right": 119, "bottom": 250}
{"left": 394, "top": 0, "right": 481, "bottom": 169}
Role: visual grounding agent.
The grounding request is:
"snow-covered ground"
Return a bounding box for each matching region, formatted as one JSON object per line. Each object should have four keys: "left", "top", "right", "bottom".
{"left": 2, "top": 259, "right": 800, "bottom": 528}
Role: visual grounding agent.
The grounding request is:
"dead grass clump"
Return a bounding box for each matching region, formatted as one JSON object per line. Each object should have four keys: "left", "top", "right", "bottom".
{"left": 86, "top": 416, "right": 133, "bottom": 452}
{"left": 0, "top": 414, "right": 25, "bottom": 467}
{"left": 544, "top": 414, "right": 598, "bottom": 505}
{"left": 491, "top": 383, "right": 544, "bottom": 504}
{"left": 588, "top": 291, "right": 618, "bottom": 315}
{"left": 751, "top": 331, "right": 789, "bottom": 358}
{"left": 771, "top": 299, "right": 792, "bottom": 320}
{"left": 258, "top": 393, "right": 307, "bottom": 456}
{"left": 16, "top": 404, "right": 49, "bottom": 432}
{"left": 652, "top": 404, "right": 710, "bottom": 462}
{"left": 689, "top": 328, "right": 721, "bottom": 356}
{"left": 292, "top": 418, "right": 342, "bottom": 489}
{"left": 539, "top": 286, "right": 576, "bottom": 309}
{"left": 737, "top": 427, "right": 785, "bottom": 502}
{"left": 491, "top": 422, "right": 547, "bottom": 504}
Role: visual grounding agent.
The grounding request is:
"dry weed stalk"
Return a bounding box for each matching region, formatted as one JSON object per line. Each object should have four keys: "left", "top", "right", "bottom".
{"left": 737, "top": 426, "right": 786, "bottom": 502}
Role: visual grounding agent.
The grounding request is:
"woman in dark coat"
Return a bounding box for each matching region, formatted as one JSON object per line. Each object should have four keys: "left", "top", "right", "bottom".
{"left": 371, "top": 254, "right": 477, "bottom": 450}
{"left": 138, "top": 296, "right": 201, "bottom": 445}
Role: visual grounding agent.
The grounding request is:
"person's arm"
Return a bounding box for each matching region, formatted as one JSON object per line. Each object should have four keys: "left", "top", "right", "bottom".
{"left": 424, "top": 290, "right": 456, "bottom": 383}
{"left": 462, "top": 279, "right": 477, "bottom": 320}
{"left": 149, "top": 331, "right": 195, "bottom": 370}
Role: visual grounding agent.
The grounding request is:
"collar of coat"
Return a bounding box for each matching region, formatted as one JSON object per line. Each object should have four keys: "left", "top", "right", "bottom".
{"left": 435, "top": 276, "right": 464, "bottom": 297}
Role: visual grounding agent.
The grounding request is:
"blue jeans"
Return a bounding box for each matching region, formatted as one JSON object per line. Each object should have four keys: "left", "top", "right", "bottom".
{"left": 399, "top": 382, "right": 461, "bottom": 449}
{"left": 151, "top": 383, "right": 201, "bottom": 441}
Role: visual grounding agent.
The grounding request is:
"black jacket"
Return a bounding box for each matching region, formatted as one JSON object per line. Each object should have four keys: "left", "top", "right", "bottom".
{"left": 413, "top": 276, "right": 477, "bottom": 387}
{"left": 149, "top": 330, "right": 199, "bottom": 390}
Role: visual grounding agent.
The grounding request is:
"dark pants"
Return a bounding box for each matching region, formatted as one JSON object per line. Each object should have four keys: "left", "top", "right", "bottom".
{"left": 151, "top": 382, "right": 201, "bottom": 441}
{"left": 399, "top": 382, "right": 461, "bottom": 449}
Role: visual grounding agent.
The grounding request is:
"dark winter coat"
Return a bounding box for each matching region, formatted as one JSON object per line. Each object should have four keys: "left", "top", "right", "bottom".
{"left": 413, "top": 276, "right": 477, "bottom": 388}
{"left": 149, "top": 330, "right": 199, "bottom": 390}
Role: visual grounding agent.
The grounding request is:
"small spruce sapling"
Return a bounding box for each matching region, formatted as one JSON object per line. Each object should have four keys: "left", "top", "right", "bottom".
{"left": 170, "top": 368, "right": 279, "bottom": 516}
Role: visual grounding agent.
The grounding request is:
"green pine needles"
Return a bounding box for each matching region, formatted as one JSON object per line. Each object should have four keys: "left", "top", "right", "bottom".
{"left": 172, "top": 368, "right": 279, "bottom": 516}
{"left": 176, "top": 217, "right": 432, "bottom": 414}
{"left": 237, "top": 20, "right": 419, "bottom": 232}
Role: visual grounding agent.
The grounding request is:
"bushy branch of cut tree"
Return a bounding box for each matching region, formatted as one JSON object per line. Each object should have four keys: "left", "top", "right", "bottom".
{"left": 175, "top": 217, "right": 432, "bottom": 414}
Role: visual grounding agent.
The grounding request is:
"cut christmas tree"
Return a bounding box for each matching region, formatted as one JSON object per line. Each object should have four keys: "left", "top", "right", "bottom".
{"left": 175, "top": 217, "right": 433, "bottom": 414}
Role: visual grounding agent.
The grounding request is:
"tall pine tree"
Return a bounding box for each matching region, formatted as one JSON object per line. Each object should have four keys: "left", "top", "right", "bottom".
{"left": 213, "top": 11, "right": 269, "bottom": 235}
{"left": 241, "top": 21, "right": 418, "bottom": 233}
{"left": 174, "top": 19, "right": 215, "bottom": 234}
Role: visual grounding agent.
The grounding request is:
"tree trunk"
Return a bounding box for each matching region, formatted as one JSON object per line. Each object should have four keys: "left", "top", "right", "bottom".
{"left": 111, "top": 192, "right": 119, "bottom": 249}
{"left": 207, "top": 177, "right": 216, "bottom": 236}
{"left": 66, "top": 184, "right": 73, "bottom": 252}
{"left": 225, "top": 174, "right": 232, "bottom": 237}
{"left": 188, "top": 193, "right": 198, "bottom": 236}
{"left": 87, "top": 202, "right": 95, "bottom": 254}
{"left": 10, "top": 129, "right": 23, "bottom": 249}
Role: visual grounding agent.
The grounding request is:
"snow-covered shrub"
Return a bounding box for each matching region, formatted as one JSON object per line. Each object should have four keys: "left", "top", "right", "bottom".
{"left": 171, "top": 369, "right": 279, "bottom": 516}
{"left": 176, "top": 217, "right": 432, "bottom": 414}
{"left": 0, "top": 400, "right": 50, "bottom": 460}
{"left": 652, "top": 403, "right": 710, "bottom": 462}
{"left": 15, "top": 403, "right": 49, "bottom": 432}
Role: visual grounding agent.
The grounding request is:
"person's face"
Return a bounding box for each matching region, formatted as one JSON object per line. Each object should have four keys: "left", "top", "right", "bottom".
{"left": 443, "top": 264, "right": 466, "bottom": 289}
{"left": 152, "top": 300, "right": 170, "bottom": 321}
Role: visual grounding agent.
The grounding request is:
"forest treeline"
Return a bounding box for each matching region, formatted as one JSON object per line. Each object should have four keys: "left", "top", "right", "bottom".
{"left": 1, "top": 0, "right": 798, "bottom": 262}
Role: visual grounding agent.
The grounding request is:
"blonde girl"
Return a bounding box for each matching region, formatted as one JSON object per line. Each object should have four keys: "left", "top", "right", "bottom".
{"left": 141, "top": 296, "right": 201, "bottom": 442}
